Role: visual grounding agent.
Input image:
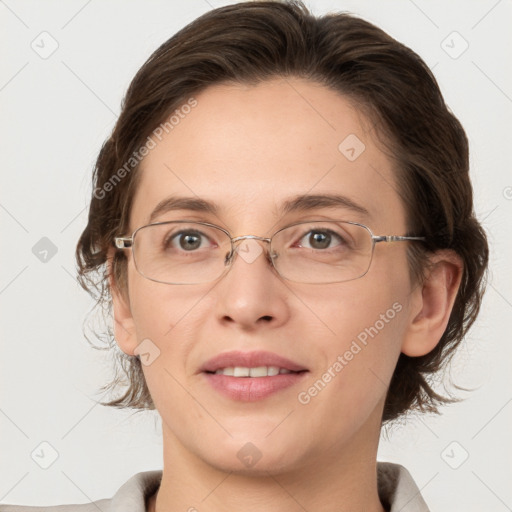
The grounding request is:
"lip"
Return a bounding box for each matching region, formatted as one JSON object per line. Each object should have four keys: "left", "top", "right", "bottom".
{"left": 200, "top": 350, "right": 309, "bottom": 402}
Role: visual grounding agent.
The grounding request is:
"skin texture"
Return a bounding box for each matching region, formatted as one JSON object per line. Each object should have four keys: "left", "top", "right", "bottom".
{"left": 109, "top": 78, "right": 462, "bottom": 512}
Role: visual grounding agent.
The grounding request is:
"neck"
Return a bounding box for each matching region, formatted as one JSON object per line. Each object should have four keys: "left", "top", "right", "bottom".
{"left": 149, "top": 415, "right": 386, "bottom": 512}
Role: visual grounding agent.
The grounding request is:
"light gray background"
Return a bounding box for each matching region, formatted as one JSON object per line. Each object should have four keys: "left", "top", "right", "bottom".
{"left": 1, "top": 0, "right": 511, "bottom": 510}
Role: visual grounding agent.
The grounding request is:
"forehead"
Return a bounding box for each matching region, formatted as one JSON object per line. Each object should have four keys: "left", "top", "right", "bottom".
{"left": 130, "top": 78, "right": 406, "bottom": 233}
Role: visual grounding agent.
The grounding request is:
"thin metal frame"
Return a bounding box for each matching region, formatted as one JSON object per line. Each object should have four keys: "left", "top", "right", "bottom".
{"left": 114, "top": 220, "right": 426, "bottom": 285}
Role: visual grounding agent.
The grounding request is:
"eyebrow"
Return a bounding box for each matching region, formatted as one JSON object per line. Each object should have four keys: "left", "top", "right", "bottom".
{"left": 149, "top": 196, "right": 219, "bottom": 224}
{"left": 148, "top": 193, "right": 370, "bottom": 224}
{"left": 281, "top": 193, "right": 369, "bottom": 217}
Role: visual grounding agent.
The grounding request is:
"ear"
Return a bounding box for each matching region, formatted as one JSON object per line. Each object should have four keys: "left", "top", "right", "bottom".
{"left": 401, "top": 250, "right": 463, "bottom": 357}
{"left": 107, "top": 248, "right": 138, "bottom": 356}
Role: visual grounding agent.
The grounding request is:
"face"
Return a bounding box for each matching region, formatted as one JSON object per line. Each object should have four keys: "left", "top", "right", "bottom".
{"left": 116, "top": 78, "right": 419, "bottom": 474}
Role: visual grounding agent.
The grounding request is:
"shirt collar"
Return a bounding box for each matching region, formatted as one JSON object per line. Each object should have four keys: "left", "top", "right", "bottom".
{"left": 377, "top": 462, "right": 430, "bottom": 511}
{"left": 107, "top": 462, "right": 429, "bottom": 511}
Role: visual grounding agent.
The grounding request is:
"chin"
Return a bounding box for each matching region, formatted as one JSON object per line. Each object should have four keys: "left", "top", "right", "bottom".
{"left": 191, "top": 426, "right": 309, "bottom": 476}
{"left": 201, "top": 445, "right": 303, "bottom": 476}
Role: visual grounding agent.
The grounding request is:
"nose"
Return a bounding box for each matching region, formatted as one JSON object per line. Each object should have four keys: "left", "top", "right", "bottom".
{"left": 213, "top": 237, "right": 290, "bottom": 331}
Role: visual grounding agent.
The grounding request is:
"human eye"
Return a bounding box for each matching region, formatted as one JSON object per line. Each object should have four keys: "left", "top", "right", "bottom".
{"left": 161, "top": 225, "right": 219, "bottom": 253}
{"left": 293, "top": 225, "right": 352, "bottom": 252}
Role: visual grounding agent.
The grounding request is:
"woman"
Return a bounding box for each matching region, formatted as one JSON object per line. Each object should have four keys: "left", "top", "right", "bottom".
{"left": 1, "top": 1, "right": 488, "bottom": 511}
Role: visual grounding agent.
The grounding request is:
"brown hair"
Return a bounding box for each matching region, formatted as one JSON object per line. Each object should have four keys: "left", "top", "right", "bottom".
{"left": 76, "top": 0, "right": 488, "bottom": 422}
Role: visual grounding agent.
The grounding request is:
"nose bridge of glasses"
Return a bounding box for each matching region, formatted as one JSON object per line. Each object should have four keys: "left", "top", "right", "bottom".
{"left": 227, "top": 234, "right": 275, "bottom": 266}
{"left": 231, "top": 234, "right": 272, "bottom": 244}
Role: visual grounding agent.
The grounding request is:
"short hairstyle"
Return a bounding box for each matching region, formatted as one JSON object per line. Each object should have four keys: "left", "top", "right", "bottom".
{"left": 76, "top": 0, "right": 488, "bottom": 422}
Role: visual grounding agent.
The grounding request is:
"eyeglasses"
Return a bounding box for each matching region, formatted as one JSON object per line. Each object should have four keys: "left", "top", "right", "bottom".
{"left": 114, "top": 220, "right": 426, "bottom": 285}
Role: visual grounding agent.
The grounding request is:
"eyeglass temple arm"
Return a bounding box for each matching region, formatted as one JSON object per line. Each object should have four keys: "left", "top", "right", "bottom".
{"left": 373, "top": 235, "right": 426, "bottom": 243}
{"left": 114, "top": 237, "right": 133, "bottom": 249}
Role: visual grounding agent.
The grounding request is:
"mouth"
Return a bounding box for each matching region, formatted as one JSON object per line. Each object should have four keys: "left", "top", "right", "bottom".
{"left": 208, "top": 366, "right": 300, "bottom": 377}
{"left": 201, "top": 351, "right": 308, "bottom": 401}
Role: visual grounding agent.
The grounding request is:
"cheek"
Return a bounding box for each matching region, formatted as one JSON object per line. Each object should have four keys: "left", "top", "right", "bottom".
{"left": 314, "top": 255, "right": 410, "bottom": 356}
{"left": 128, "top": 265, "right": 210, "bottom": 340}
{"left": 291, "top": 292, "right": 406, "bottom": 446}
{"left": 127, "top": 270, "right": 219, "bottom": 390}
{"left": 313, "top": 287, "right": 406, "bottom": 382}
{"left": 298, "top": 254, "right": 412, "bottom": 409}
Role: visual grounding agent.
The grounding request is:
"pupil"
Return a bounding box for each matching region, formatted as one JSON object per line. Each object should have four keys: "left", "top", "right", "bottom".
{"left": 310, "top": 232, "right": 330, "bottom": 249}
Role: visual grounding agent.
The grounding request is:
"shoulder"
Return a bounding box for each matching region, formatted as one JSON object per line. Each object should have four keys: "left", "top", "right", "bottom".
{"left": 0, "top": 470, "right": 162, "bottom": 512}
{"left": 377, "top": 462, "right": 430, "bottom": 512}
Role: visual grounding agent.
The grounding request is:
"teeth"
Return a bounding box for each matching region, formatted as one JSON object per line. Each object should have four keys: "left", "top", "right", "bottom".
{"left": 234, "top": 366, "right": 250, "bottom": 377}
{"left": 250, "top": 366, "right": 268, "bottom": 377}
{"left": 213, "top": 366, "right": 294, "bottom": 377}
{"left": 266, "top": 366, "right": 280, "bottom": 377}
